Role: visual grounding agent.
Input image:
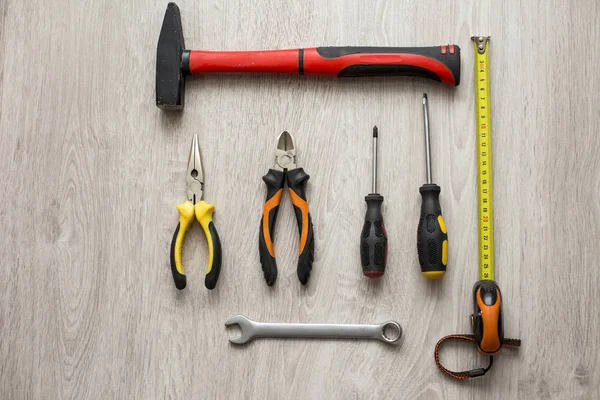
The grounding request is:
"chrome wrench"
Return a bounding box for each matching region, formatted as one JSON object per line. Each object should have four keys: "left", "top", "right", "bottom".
{"left": 225, "top": 315, "right": 402, "bottom": 345}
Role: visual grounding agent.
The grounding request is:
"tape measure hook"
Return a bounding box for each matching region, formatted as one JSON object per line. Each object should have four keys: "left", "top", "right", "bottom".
{"left": 471, "top": 35, "right": 491, "bottom": 54}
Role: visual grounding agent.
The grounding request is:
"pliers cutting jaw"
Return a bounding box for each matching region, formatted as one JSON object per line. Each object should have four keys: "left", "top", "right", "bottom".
{"left": 259, "top": 132, "right": 315, "bottom": 286}
{"left": 275, "top": 131, "right": 297, "bottom": 171}
{"left": 170, "top": 134, "right": 222, "bottom": 290}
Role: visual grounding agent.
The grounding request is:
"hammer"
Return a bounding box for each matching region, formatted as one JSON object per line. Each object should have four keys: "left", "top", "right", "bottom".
{"left": 156, "top": 3, "right": 461, "bottom": 110}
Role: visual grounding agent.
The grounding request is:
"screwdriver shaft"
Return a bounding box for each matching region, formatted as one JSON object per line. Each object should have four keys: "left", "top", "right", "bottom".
{"left": 423, "top": 94, "right": 433, "bottom": 184}
{"left": 372, "top": 126, "right": 378, "bottom": 193}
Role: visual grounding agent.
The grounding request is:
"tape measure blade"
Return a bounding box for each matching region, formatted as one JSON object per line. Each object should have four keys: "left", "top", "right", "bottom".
{"left": 473, "top": 37, "right": 495, "bottom": 281}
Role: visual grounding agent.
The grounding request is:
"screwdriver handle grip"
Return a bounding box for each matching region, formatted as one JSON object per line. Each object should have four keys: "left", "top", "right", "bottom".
{"left": 287, "top": 168, "right": 315, "bottom": 285}
{"left": 417, "top": 184, "right": 448, "bottom": 279}
{"left": 259, "top": 169, "right": 285, "bottom": 286}
{"left": 360, "top": 194, "right": 388, "bottom": 277}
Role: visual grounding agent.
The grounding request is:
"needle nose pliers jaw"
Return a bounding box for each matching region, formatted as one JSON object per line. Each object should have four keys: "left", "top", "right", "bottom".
{"left": 259, "top": 131, "right": 315, "bottom": 286}
{"left": 170, "top": 134, "right": 222, "bottom": 290}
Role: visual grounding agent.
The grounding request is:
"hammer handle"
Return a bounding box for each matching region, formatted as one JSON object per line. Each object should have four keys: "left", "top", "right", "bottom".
{"left": 184, "top": 46, "right": 460, "bottom": 86}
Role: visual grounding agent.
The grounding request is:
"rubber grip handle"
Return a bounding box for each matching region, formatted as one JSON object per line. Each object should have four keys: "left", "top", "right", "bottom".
{"left": 473, "top": 280, "right": 504, "bottom": 355}
{"left": 168, "top": 200, "right": 222, "bottom": 290}
{"left": 259, "top": 169, "right": 285, "bottom": 286}
{"left": 203, "top": 221, "right": 221, "bottom": 289}
{"left": 185, "top": 45, "right": 460, "bottom": 86}
{"left": 286, "top": 168, "right": 314, "bottom": 285}
{"left": 170, "top": 222, "right": 187, "bottom": 289}
{"left": 360, "top": 194, "right": 388, "bottom": 277}
{"left": 195, "top": 201, "right": 222, "bottom": 290}
{"left": 417, "top": 184, "right": 448, "bottom": 279}
{"left": 307, "top": 46, "right": 460, "bottom": 85}
{"left": 170, "top": 201, "right": 196, "bottom": 290}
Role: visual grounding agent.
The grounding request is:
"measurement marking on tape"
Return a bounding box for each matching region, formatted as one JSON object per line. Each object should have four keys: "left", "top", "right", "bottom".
{"left": 472, "top": 36, "right": 495, "bottom": 281}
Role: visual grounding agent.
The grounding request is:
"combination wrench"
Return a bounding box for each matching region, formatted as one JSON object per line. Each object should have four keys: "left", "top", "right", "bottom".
{"left": 225, "top": 315, "right": 402, "bottom": 345}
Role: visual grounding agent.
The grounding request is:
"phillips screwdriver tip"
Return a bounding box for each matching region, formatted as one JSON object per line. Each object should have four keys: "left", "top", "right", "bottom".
{"left": 423, "top": 93, "right": 428, "bottom": 103}
{"left": 373, "top": 126, "right": 378, "bottom": 138}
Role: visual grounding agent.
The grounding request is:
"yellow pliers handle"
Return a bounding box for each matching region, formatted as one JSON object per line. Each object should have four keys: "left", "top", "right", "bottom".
{"left": 170, "top": 200, "right": 222, "bottom": 290}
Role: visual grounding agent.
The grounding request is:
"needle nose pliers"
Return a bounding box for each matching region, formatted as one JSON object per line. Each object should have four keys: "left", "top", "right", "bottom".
{"left": 170, "top": 134, "right": 222, "bottom": 290}
{"left": 259, "top": 131, "right": 315, "bottom": 286}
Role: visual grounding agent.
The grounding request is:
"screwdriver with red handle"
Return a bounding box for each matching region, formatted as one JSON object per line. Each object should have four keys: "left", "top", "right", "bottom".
{"left": 360, "top": 126, "right": 388, "bottom": 277}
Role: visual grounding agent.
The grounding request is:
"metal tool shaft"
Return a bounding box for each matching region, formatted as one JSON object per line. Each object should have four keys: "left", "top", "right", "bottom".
{"left": 423, "top": 94, "right": 433, "bottom": 184}
{"left": 254, "top": 322, "right": 383, "bottom": 340}
{"left": 372, "top": 126, "right": 378, "bottom": 193}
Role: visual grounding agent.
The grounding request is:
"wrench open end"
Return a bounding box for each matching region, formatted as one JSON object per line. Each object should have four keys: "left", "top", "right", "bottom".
{"left": 225, "top": 314, "right": 255, "bottom": 344}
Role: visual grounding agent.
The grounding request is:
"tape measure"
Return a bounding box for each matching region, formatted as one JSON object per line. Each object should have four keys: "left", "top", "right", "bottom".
{"left": 433, "top": 37, "right": 521, "bottom": 378}
{"left": 471, "top": 35, "right": 504, "bottom": 356}
{"left": 473, "top": 36, "right": 495, "bottom": 282}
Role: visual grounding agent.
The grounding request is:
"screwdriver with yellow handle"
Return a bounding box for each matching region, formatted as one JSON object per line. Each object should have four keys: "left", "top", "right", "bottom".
{"left": 170, "top": 134, "right": 222, "bottom": 290}
{"left": 417, "top": 94, "right": 448, "bottom": 279}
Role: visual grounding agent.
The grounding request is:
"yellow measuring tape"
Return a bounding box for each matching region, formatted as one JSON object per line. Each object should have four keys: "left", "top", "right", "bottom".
{"left": 433, "top": 36, "right": 521, "bottom": 378}
{"left": 473, "top": 36, "right": 494, "bottom": 281}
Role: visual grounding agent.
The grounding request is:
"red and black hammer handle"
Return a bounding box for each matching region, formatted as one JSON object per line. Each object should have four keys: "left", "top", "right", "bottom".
{"left": 182, "top": 46, "right": 461, "bottom": 86}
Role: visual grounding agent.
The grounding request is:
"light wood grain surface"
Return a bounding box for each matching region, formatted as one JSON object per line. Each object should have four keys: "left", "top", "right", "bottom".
{"left": 1, "top": 0, "right": 599, "bottom": 399}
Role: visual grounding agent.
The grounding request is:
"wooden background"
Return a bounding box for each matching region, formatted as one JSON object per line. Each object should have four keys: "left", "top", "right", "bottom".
{"left": 1, "top": 0, "right": 599, "bottom": 398}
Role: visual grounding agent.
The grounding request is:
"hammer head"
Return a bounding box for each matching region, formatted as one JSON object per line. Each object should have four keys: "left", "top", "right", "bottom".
{"left": 156, "top": 3, "right": 186, "bottom": 110}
